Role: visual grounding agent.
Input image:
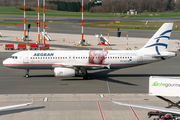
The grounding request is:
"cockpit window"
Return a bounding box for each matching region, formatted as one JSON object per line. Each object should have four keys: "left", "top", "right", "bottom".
{"left": 10, "top": 56, "right": 17, "bottom": 59}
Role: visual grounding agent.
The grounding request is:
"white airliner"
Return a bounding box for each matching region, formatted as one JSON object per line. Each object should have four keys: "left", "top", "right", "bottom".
{"left": 3, "top": 23, "right": 176, "bottom": 79}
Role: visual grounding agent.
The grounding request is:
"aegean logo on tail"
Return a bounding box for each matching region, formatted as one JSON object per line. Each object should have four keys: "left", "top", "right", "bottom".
{"left": 145, "top": 30, "right": 171, "bottom": 55}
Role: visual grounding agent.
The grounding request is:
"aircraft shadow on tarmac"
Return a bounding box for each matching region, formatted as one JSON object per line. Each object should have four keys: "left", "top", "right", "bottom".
{"left": 27, "top": 69, "right": 180, "bottom": 86}
{"left": 27, "top": 75, "right": 55, "bottom": 78}
{"left": 106, "top": 74, "right": 180, "bottom": 77}
{"left": 61, "top": 69, "right": 180, "bottom": 86}
{"left": 0, "top": 106, "right": 45, "bottom": 116}
{"left": 61, "top": 69, "right": 138, "bottom": 86}
{"left": 108, "top": 44, "right": 116, "bottom": 46}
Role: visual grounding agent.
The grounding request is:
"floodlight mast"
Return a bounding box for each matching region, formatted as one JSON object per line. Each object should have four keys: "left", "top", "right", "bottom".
{"left": 24, "top": 0, "right": 26, "bottom": 41}
{"left": 38, "top": 0, "right": 40, "bottom": 44}
{"left": 82, "top": 0, "right": 84, "bottom": 40}
{"left": 43, "top": 0, "right": 46, "bottom": 45}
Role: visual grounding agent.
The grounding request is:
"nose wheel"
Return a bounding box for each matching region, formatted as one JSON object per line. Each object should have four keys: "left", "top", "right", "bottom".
{"left": 83, "top": 74, "right": 88, "bottom": 80}
{"left": 25, "top": 74, "right": 29, "bottom": 78}
{"left": 25, "top": 69, "right": 29, "bottom": 78}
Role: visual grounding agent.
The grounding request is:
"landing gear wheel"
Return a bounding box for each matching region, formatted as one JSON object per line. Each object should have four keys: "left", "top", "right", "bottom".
{"left": 81, "top": 69, "right": 88, "bottom": 79}
{"left": 83, "top": 74, "right": 88, "bottom": 80}
{"left": 25, "top": 74, "right": 29, "bottom": 78}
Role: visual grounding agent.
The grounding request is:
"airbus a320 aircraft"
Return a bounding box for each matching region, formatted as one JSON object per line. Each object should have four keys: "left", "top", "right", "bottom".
{"left": 3, "top": 23, "right": 176, "bottom": 79}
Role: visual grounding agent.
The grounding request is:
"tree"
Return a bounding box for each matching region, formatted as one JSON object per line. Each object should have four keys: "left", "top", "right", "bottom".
{"left": 166, "top": 0, "right": 172, "bottom": 11}
{"left": 175, "top": 0, "right": 180, "bottom": 11}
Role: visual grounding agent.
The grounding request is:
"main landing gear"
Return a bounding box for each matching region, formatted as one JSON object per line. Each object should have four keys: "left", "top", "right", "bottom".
{"left": 81, "top": 69, "right": 88, "bottom": 80}
{"left": 25, "top": 69, "right": 29, "bottom": 78}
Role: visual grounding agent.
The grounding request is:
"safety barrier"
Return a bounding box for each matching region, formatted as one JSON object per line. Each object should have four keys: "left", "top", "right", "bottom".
{"left": 109, "top": 22, "right": 114, "bottom": 24}
{"left": 108, "top": 30, "right": 129, "bottom": 50}
{"left": 16, "top": 23, "right": 23, "bottom": 25}
{"left": 99, "top": 24, "right": 106, "bottom": 26}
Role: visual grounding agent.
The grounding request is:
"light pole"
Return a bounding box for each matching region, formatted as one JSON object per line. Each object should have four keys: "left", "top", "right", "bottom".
{"left": 81, "top": 0, "right": 84, "bottom": 41}
{"left": 24, "top": 0, "right": 26, "bottom": 41}
{"left": 38, "top": 0, "right": 40, "bottom": 44}
{"left": 43, "top": 0, "right": 46, "bottom": 45}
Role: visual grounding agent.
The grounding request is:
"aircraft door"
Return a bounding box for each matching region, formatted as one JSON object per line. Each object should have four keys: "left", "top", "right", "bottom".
{"left": 137, "top": 53, "right": 143, "bottom": 63}
{"left": 23, "top": 53, "right": 29, "bottom": 63}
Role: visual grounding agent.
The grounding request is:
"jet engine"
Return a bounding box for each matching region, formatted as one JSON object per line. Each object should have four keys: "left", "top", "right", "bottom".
{"left": 54, "top": 67, "right": 79, "bottom": 77}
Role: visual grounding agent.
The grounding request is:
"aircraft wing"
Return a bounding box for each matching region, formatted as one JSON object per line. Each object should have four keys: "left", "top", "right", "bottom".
{"left": 0, "top": 102, "right": 32, "bottom": 111}
{"left": 112, "top": 100, "right": 180, "bottom": 114}
{"left": 107, "top": 81, "right": 180, "bottom": 114}
{"left": 73, "top": 64, "right": 110, "bottom": 69}
{"left": 53, "top": 63, "right": 111, "bottom": 69}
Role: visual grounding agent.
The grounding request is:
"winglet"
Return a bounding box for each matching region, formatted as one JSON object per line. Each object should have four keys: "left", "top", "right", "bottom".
{"left": 27, "top": 100, "right": 33, "bottom": 106}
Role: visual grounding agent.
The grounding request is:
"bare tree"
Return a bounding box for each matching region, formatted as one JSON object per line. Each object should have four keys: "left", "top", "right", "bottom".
{"left": 175, "top": 0, "right": 180, "bottom": 11}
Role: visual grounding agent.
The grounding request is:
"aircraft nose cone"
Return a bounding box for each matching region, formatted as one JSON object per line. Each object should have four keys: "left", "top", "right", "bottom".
{"left": 3, "top": 60, "right": 6, "bottom": 65}
{"left": 3, "top": 59, "right": 8, "bottom": 66}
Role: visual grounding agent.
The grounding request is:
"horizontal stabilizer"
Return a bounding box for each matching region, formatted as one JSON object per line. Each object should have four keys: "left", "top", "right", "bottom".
{"left": 152, "top": 52, "right": 176, "bottom": 59}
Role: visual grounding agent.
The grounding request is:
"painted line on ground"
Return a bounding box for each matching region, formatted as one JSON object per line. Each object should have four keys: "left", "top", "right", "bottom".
{"left": 28, "top": 99, "right": 41, "bottom": 101}
{"left": 127, "top": 101, "right": 140, "bottom": 120}
{"left": 106, "top": 95, "right": 119, "bottom": 96}
{"left": 97, "top": 102, "right": 105, "bottom": 120}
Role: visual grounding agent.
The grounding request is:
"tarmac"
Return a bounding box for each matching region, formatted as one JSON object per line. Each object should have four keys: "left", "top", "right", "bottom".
{"left": 0, "top": 94, "right": 180, "bottom": 120}
{"left": 0, "top": 29, "right": 180, "bottom": 120}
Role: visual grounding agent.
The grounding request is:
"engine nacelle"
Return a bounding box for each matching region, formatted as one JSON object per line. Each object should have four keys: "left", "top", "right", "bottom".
{"left": 54, "top": 67, "right": 79, "bottom": 77}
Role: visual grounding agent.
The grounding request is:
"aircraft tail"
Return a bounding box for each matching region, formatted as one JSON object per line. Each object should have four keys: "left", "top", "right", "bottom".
{"left": 140, "top": 23, "right": 173, "bottom": 55}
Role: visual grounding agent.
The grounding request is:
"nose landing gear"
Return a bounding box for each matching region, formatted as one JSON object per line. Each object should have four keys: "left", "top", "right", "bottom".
{"left": 25, "top": 69, "right": 29, "bottom": 78}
